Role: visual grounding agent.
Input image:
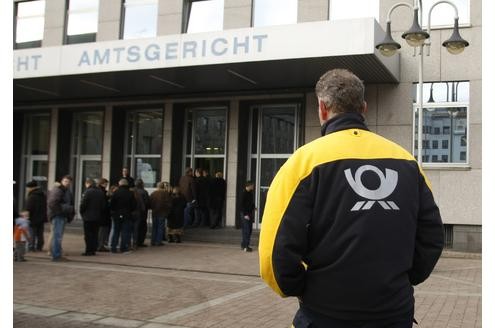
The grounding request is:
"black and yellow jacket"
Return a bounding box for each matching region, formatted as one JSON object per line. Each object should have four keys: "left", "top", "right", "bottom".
{"left": 259, "top": 112, "right": 444, "bottom": 321}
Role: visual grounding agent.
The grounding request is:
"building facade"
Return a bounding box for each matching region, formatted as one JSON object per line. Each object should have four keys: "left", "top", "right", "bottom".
{"left": 13, "top": 0, "right": 481, "bottom": 251}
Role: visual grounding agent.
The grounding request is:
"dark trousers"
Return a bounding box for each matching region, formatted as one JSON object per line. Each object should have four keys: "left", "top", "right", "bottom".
{"left": 193, "top": 206, "right": 207, "bottom": 227}
{"left": 29, "top": 223, "right": 44, "bottom": 251}
{"left": 98, "top": 225, "right": 110, "bottom": 249}
{"left": 293, "top": 306, "right": 414, "bottom": 328}
{"left": 111, "top": 217, "right": 132, "bottom": 252}
{"left": 83, "top": 220, "right": 99, "bottom": 254}
{"left": 241, "top": 217, "right": 253, "bottom": 249}
{"left": 209, "top": 207, "right": 222, "bottom": 228}
{"left": 138, "top": 218, "right": 148, "bottom": 245}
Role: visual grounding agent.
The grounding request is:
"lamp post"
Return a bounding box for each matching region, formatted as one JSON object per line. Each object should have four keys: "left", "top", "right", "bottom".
{"left": 376, "top": 0, "right": 469, "bottom": 166}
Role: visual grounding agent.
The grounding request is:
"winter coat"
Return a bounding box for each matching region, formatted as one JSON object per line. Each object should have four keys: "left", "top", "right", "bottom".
{"left": 47, "top": 185, "right": 75, "bottom": 222}
{"left": 167, "top": 194, "right": 186, "bottom": 229}
{"left": 178, "top": 174, "right": 195, "bottom": 202}
{"left": 110, "top": 186, "right": 137, "bottom": 219}
{"left": 149, "top": 189, "right": 172, "bottom": 218}
{"left": 26, "top": 188, "right": 47, "bottom": 225}
{"left": 79, "top": 186, "right": 107, "bottom": 222}
{"left": 209, "top": 177, "right": 226, "bottom": 209}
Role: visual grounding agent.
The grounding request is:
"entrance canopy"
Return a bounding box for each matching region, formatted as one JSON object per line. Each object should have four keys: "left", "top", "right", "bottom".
{"left": 13, "top": 18, "right": 399, "bottom": 105}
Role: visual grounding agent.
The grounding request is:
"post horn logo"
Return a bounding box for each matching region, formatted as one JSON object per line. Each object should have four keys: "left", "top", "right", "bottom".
{"left": 344, "top": 165, "right": 400, "bottom": 211}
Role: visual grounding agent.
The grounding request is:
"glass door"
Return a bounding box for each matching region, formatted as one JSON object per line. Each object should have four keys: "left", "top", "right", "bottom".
{"left": 26, "top": 156, "right": 49, "bottom": 193}
{"left": 184, "top": 107, "right": 227, "bottom": 177}
{"left": 75, "top": 156, "right": 102, "bottom": 209}
{"left": 70, "top": 111, "right": 103, "bottom": 218}
{"left": 248, "top": 104, "right": 300, "bottom": 229}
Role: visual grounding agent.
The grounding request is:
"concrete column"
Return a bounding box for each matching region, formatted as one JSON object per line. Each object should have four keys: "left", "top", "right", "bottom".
{"left": 47, "top": 108, "right": 59, "bottom": 185}
{"left": 298, "top": 0, "right": 328, "bottom": 23}
{"left": 101, "top": 106, "right": 113, "bottom": 180}
{"left": 304, "top": 92, "right": 321, "bottom": 143}
{"left": 43, "top": 0, "right": 65, "bottom": 46}
{"left": 225, "top": 99, "right": 239, "bottom": 227}
{"left": 161, "top": 102, "right": 173, "bottom": 183}
{"left": 224, "top": 0, "right": 253, "bottom": 29}
{"left": 97, "top": 0, "right": 121, "bottom": 41}
{"left": 157, "top": 0, "right": 182, "bottom": 35}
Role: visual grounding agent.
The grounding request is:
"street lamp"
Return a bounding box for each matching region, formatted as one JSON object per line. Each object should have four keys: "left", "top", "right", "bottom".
{"left": 375, "top": 0, "right": 469, "bottom": 166}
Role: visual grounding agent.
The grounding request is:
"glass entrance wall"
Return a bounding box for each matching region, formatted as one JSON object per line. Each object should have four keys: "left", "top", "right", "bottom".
{"left": 248, "top": 104, "right": 300, "bottom": 229}
{"left": 70, "top": 111, "right": 104, "bottom": 215}
{"left": 125, "top": 110, "right": 163, "bottom": 188}
{"left": 184, "top": 107, "right": 227, "bottom": 176}
{"left": 21, "top": 113, "right": 50, "bottom": 206}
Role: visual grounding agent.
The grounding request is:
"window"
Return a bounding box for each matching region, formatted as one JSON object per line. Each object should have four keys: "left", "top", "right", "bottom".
{"left": 183, "top": 0, "right": 224, "bottom": 33}
{"left": 329, "top": 0, "right": 379, "bottom": 21}
{"left": 421, "top": 0, "right": 470, "bottom": 28}
{"left": 126, "top": 110, "right": 163, "bottom": 189}
{"left": 122, "top": 0, "right": 158, "bottom": 39}
{"left": 252, "top": 0, "right": 297, "bottom": 27}
{"left": 15, "top": 0, "right": 46, "bottom": 49}
{"left": 413, "top": 81, "right": 469, "bottom": 165}
{"left": 66, "top": 0, "right": 99, "bottom": 44}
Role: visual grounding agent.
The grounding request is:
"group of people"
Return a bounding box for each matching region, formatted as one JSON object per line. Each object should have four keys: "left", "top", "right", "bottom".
{"left": 13, "top": 167, "right": 228, "bottom": 261}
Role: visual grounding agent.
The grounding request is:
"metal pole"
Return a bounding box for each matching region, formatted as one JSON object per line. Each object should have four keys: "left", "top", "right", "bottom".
{"left": 417, "top": 0, "right": 424, "bottom": 166}
{"left": 418, "top": 44, "right": 424, "bottom": 166}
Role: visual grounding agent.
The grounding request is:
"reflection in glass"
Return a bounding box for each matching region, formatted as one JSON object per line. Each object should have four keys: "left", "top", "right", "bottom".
{"left": 414, "top": 107, "right": 467, "bottom": 163}
{"left": 27, "top": 115, "right": 50, "bottom": 155}
{"left": 32, "top": 160, "right": 49, "bottom": 192}
{"left": 414, "top": 81, "right": 469, "bottom": 104}
{"left": 67, "top": 0, "right": 99, "bottom": 36}
{"left": 134, "top": 157, "right": 161, "bottom": 188}
{"left": 73, "top": 112, "right": 103, "bottom": 155}
{"left": 261, "top": 107, "right": 295, "bottom": 154}
{"left": 187, "top": 0, "right": 224, "bottom": 33}
{"left": 253, "top": 0, "right": 297, "bottom": 27}
{"left": 329, "top": 0, "right": 379, "bottom": 21}
{"left": 80, "top": 160, "right": 102, "bottom": 197}
{"left": 135, "top": 112, "right": 163, "bottom": 154}
{"left": 16, "top": 0, "right": 45, "bottom": 43}
{"left": 123, "top": 0, "right": 158, "bottom": 39}
{"left": 193, "top": 110, "right": 226, "bottom": 155}
{"left": 258, "top": 158, "right": 287, "bottom": 222}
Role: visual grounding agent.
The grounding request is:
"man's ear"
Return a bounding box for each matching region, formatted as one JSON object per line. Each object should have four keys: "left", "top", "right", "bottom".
{"left": 362, "top": 101, "right": 368, "bottom": 114}
{"left": 318, "top": 99, "right": 329, "bottom": 122}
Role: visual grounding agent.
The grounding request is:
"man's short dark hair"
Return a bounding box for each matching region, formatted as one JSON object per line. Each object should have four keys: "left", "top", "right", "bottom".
{"left": 315, "top": 69, "right": 365, "bottom": 114}
{"left": 245, "top": 181, "right": 254, "bottom": 187}
{"left": 61, "top": 175, "right": 73, "bottom": 181}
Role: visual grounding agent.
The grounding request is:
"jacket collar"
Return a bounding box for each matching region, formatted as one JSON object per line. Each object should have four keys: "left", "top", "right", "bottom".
{"left": 321, "top": 112, "right": 369, "bottom": 136}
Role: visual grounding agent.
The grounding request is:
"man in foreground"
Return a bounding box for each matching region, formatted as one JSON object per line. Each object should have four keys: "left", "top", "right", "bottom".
{"left": 259, "top": 69, "right": 444, "bottom": 327}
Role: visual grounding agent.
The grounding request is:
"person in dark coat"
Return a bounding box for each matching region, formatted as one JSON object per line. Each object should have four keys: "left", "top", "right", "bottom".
{"left": 167, "top": 187, "right": 187, "bottom": 243}
{"left": 134, "top": 179, "right": 150, "bottom": 247}
{"left": 25, "top": 180, "right": 47, "bottom": 251}
{"left": 80, "top": 178, "right": 107, "bottom": 256}
{"left": 240, "top": 181, "right": 255, "bottom": 252}
{"left": 209, "top": 172, "right": 226, "bottom": 229}
{"left": 149, "top": 182, "right": 172, "bottom": 246}
{"left": 96, "top": 178, "right": 111, "bottom": 252}
{"left": 119, "top": 167, "right": 135, "bottom": 188}
{"left": 178, "top": 167, "right": 196, "bottom": 227}
{"left": 193, "top": 168, "right": 208, "bottom": 227}
{"left": 109, "top": 179, "right": 137, "bottom": 253}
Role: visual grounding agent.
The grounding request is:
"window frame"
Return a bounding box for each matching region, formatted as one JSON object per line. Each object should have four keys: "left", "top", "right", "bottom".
{"left": 64, "top": 0, "right": 99, "bottom": 45}
{"left": 120, "top": 0, "right": 158, "bottom": 40}
{"left": 420, "top": 0, "right": 471, "bottom": 30}
{"left": 412, "top": 100, "right": 470, "bottom": 169}
{"left": 14, "top": 0, "right": 46, "bottom": 49}
{"left": 328, "top": 0, "right": 379, "bottom": 22}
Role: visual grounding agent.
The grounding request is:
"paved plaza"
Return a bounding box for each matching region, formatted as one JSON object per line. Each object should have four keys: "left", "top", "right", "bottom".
{"left": 13, "top": 230, "right": 481, "bottom": 328}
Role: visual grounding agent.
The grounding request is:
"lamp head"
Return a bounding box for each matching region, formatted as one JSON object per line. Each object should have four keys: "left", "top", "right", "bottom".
{"left": 402, "top": 8, "right": 429, "bottom": 47}
{"left": 442, "top": 18, "right": 469, "bottom": 55}
{"left": 376, "top": 21, "right": 401, "bottom": 57}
